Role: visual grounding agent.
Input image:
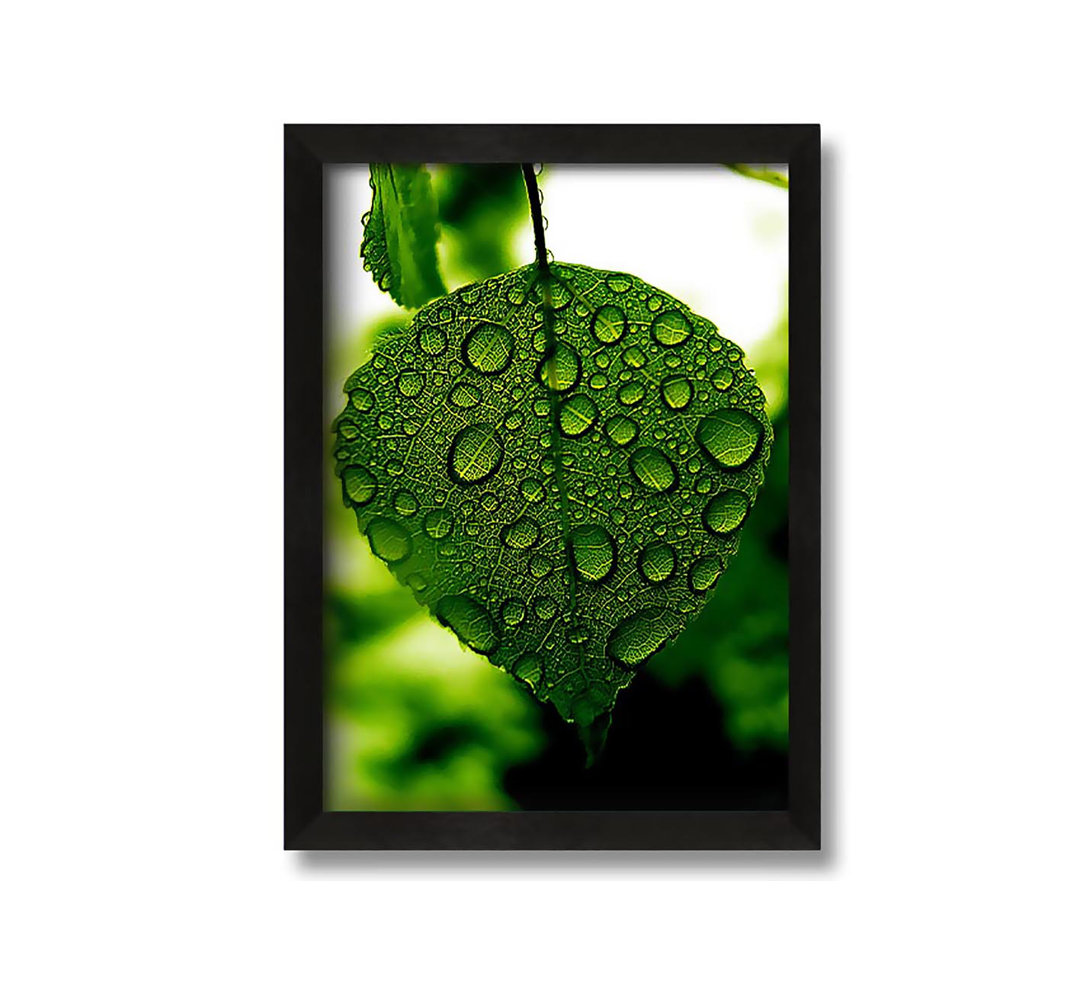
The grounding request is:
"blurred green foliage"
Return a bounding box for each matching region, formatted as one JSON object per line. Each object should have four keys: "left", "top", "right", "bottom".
{"left": 326, "top": 165, "right": 788, "bottom": 809}
{"left": 432, "top": 165, "right": 530, "bottom": 285}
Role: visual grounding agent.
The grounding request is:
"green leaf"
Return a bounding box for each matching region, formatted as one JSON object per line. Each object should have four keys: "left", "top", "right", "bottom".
{"left": 360, "top": 164, "right": 446, "bottom": 308}
{"left": 724, "top": 164, "right": 789, "bottom": 190}
{"left": 332, "top": 262, "right": 772, "bottom": 749}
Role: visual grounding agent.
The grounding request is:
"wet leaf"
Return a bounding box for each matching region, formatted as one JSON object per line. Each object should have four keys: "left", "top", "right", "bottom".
{"left": 360, "top": 164, "right": 446, "bottom": 308}
{"left": 333, "top": 262, "right": 772, "bottom": 749}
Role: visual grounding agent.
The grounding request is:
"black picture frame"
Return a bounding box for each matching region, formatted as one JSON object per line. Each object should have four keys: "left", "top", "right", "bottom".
{"left": 285, "top": 124, "right": 820, "bottom": 850}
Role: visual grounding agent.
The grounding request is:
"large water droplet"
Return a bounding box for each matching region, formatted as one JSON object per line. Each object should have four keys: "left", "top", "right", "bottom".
{"left": 695, "top": 410, "right": 765, "bottom": 468}
{"left": 366, "top": 516, "right": 412, "bottom": 564}
{"left": 528, "top": 554, "right": 553, "bottom": 579}
{"left": 513, "top": 653, "right": 544, "bottom": 690}
{"left": 448, "top": 422, "right": 504, "bottom": 485}
{"left": 630, "top": 447, "right": 676, "bottom": 492}
{"left": 521, "top": 478, "right": 545, "bottom": 502}
{"left": 638, "top": 541, "right": 676, "bottom": 583}
{"left": 448, "top": 383, "right": 482, "bottom": 408}
{"left": 393, "top": 490, "right": 418, "bottom": 517}
{"left": 537, "top": 342, "right": 580, "bottom": 393}
{"left": 463, "top": 321, "right": 513, "bottom": 375}
{"left": 434, "top": 594, "right": 500, "bottom": 654}
{"left": 661, "top": 375, "right": 693, "bottom": 410}
{"left": 689, "top": 555, "right": 724, "bottom": 592}
{"left": 604, "top": 415, "right": 639, "bottom": 447}
{"left": 703, "top": 490, "right": 750, "bottom": 534}
{"left": 547, "top": 277, "right": 572, "bottom": 309}
{"left": 618, "top": 381, "right": 645, "bottom": 406}
{"left": 711, "top": 368, "right": 734, "bottom": 390}
{"left": 418, "top": 324, "right": 447, "bottom": 356}
{"left": 501, "top": 598, "right": 526, "bottom": 626}
{"left": 397, "top": 371, "right": 424, "bottom": 397}
{"left": 606, "top": 606, "right": 680, "bottom": 669}
{"left": 501, "top": 516, "right": 539, "bottom": 549}
{"left": 558, "top": 393, "right": 598, "bottom": 437}
{"left": 349, "top": 388, "right": 375, "bottom": 412}
{"left": 569, "top": 523, "right": 615, "bottom": 583}
{"left": 342, "top": 465, "right": 377, "bottom": 506}
{"left": 651, "top": 309, "right": 693, "bottom": 347}
{"left": 591, "top": 304, "right": 626, "bottom": 344}
{"left": 423, "top": 508, "right": 453, "bottom": 539}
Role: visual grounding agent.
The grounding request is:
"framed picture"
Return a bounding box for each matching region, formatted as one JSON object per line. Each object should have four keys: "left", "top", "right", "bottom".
{"left": 285, "top": 124, "right": 820, "bottom": 850}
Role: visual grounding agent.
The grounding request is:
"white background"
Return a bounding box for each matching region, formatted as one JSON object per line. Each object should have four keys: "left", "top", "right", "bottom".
{"left": 2, "top": 3, "right": 1078, "bottom": 998}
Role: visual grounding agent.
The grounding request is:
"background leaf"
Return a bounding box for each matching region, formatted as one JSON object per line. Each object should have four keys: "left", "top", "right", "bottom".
{"left": 360, "top": 164, "right": 446, "bottom": 308}
{"left": 332, "top": 261, "right": 772, "bottom": 748}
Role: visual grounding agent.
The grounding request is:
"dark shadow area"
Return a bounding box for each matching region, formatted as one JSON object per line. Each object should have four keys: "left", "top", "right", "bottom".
{"left": 504, "top": 674, "right": 787, "bottom": 810}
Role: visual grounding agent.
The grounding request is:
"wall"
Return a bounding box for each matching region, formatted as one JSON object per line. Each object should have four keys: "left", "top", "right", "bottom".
{"left": 2, "top": 2, "right": 1076, "bottom": 997}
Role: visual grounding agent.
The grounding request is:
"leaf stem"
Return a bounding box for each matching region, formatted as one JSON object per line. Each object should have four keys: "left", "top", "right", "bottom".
{"left": 520, "top": 163, "right": 549, "bottom": 271}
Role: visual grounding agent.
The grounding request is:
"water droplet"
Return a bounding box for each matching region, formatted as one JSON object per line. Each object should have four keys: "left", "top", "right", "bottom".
{"left": 622, "top": 346, "right": 646, "bottom": 369}
{"left": 336, "top": 420, "right": 359, "bottom": 441}
{"left": 569, "top": 523, "right": 615, "bottom": 583}
{"left": 618, "top": 381, "right": 645, "bottom": 406}
{"left": 607, "top": 274, "right": 632, "bottom": 293}
{"left": 513, "top": 653, "right": 544, "bottom": 690}
{"left": 342, "top": 466, "right": 377, "bottom": 506}
{"left": 558, "top": 394, "right": 598, "bottom": 437}
{"left": 532, "top": 397, "right": 550, "bottom": 418}
{"left": 501, "top": 516, "right": 539, "bottom": 549}
{"left": 534, "top": 596, "right": 557, "bottom": 620}
{"left": 661, "top": 376, "right": 694, "bottom": 410}
{"left": 689, "top": 555, "right": 724, "bottom": 592}
{"left": 349, "top": 388, "right": 375, "bottom": 412}
{"left": 528, "top": 554, "right": 553, "bottom": 579}
{"left": 711, "top": 367, "right": 734, "bottom": 390}
{"left": 462, "top": 321, "right": 513, "bottom": 375}
{"left": 406, "top": 572, "right": 427, "bottom": 592}
{"left": 605, "top": 415, "right": 639, "bottom": 447}
{"left": 606, "top": 606, "right": 680, "bottom": 669}
{"left": 397, "top": 371, "right": 423, "bottom": 397}
{"left": 521, "top": 478, "right": 545, "bottom": 502}
{"left": 435, "top": 593, "right": 499, "bottom": 654}
{"left": 366, "top": 516, "right": 412, "bottom": 564}
{"left": 449, "top": 383, "right": 482, "bottom": 408}
{"left": 503, "top": 409, "right": 524, "bottom": 432}
{"left": 651, "top": 309, "right": 692, "bottom": 347}
{"left": 695, "top": 410, "right": 765, "bottom": 468}
{"left": 393, "top": 490, "right": 418, "bottom": 517}
{"left": 548, "top": 277, "right": 572, "bottom": 309}
{"left": 448, "top": 422, "right": 504, "bottom": 485}
{"left": 591, "top": 304, "right": 626, "bottom": 344}
{"left": 537, "top": 343, "right": 580, "bottom": 393}
{"left": 423, "top": 508, "right": 453, "bottom": 539}
{"left": 501, "top": 598, "right": 526, "bottom": 626}
{"left": 630, "top": 447, "right": 676, "bottom": 492}
{"left": 418, "top": 324, "right": 447, "bottom": 355}
{"left": 589, "top": 373, "right": 608, "bottom": 390}
{"left": 703, "top": 490, "right": 750, "bottom": 534}
{"left": 638, "top": 541, "right": 676, "bottom": 583}
{"left": 647, "top": 295, "right": 662, "bottom": 312}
